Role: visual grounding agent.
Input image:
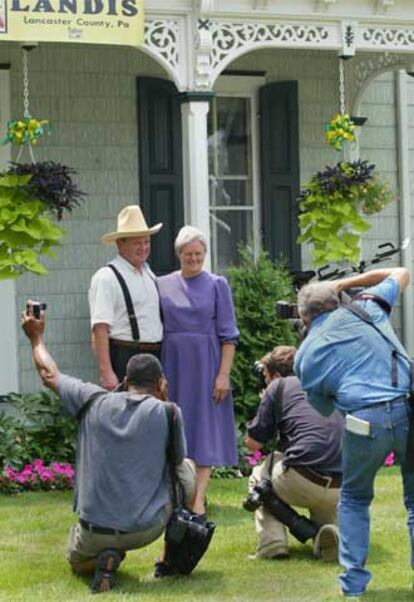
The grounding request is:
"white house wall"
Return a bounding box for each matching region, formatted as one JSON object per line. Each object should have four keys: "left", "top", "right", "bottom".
{"left": 359, "top": 71, "right": 403, "bottom": 337}
{"left": 359, "top": 71, "right": 399, "bottom": 258}
{"left": 0, "top": 68, "right": 19, "bottom": 394}
{"left": 0, "top": 42, "right": 166, "bottom": 392}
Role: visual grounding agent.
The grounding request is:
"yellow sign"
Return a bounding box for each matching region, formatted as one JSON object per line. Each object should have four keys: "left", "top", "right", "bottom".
{"left": 0, "top": 0, "right": 144, "bottom": 46}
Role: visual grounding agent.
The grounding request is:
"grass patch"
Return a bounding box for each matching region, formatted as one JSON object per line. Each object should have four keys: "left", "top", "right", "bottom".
{"left": 0, "top": 468, "right": 412, "bottom": 601}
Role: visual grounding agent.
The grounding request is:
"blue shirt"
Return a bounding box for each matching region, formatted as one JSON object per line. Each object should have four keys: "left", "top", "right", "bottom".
{"left": 294, "top": 277, "right": 410, "bottom": 416}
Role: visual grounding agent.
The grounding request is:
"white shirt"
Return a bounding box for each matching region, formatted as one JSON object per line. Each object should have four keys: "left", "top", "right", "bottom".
{"left": 88, "top": 255, "right": 163, "bottom": 342}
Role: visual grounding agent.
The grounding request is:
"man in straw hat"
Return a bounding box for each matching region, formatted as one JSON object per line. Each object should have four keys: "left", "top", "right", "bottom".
{"left": 89, "top": 205, "right": 163, "bottom": 390}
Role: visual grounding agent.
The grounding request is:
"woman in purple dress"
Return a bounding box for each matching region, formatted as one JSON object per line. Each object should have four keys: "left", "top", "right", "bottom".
{"left": 157, "top": 226, "right": 239, "bottom": 521}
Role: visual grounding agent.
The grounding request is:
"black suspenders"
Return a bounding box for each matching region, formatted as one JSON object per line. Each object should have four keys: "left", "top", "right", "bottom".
{"left": 107, "top": 264, "right": 140, "bottom": 341}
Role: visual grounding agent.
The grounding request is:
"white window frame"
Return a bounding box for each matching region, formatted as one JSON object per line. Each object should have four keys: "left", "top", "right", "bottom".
{"left": 210, "top": 75, "right": 265, "bottom": 270}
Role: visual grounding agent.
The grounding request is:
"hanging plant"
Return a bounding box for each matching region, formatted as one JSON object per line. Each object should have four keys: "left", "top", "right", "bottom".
{"left": 2, "top": 117, "right": 51, "bottom": 146}
{"left": 297, "top": 161, "right": 393, "bottom": 267}
{"left": 0, "top": 173, "right": 63, "bottom": 280}
{"left": 6, "top": 162, "right": 86, "bottom": 221}
{"left": 0, "top": 47, "right": 88, "bottom": 280}
{"left": 324, "top": 113, "right": 356, "bottom": 151}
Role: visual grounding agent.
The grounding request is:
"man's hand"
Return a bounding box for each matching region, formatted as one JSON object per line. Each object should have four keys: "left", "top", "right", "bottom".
{"left": 21, "top": 302, "right": 45, "bottom": 341}
{"left": 99, "top": 368, "right": 119, "bottom": 391}
{"left": 245, "top": 435, "right": 263, "bottom": 452}
{"left": 21, "top": 301, "right": 58, "bottom": 391}
{"left": 335, "top": 267, "right": 409, "bottom": 294}
{"left": 159, "top": 375, "right": 169, "bottom": 401}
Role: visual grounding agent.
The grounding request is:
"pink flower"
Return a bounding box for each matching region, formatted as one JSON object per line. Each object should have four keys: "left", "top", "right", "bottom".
{"left": 52, "top": 463, "right": 64, "bottom": 473}
{"left": 1, "top": 459, "right": 75, "bottom": 492}
{"left": 5, "top": 466, "right": 17, "bottom": 479}
{"left": 245, "top": 450, "right": 265, "bottom": 467}
{"left": 384, "top": 452, "right": 395, "bottom": 467}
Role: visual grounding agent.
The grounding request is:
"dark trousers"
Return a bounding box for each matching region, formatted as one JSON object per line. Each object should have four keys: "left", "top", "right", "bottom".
{"left": 109, "top": 341, "right": 162, "bottom": 381}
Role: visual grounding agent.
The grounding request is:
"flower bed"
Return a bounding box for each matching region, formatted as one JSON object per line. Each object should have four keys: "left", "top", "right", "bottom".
{"left": 1, "top": 459, "right": 74, "bottom": 494}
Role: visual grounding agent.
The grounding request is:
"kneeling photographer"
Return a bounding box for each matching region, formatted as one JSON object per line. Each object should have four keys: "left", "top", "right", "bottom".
{"left": 244, "top": 346, "right": 343, "bottom": 561}
{"left": 20, "top": 302, "right": 215, "bottom": 594}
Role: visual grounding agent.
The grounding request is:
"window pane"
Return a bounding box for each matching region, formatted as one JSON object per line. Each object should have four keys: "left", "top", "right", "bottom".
{"left": 208, "top": 97, "right": 250, "bottom": 176}
{"left": 209, "top": 179, "right": 252, "bottom": 207}
{"left": 210, "top": 210, "right": 253, "bottom": 272}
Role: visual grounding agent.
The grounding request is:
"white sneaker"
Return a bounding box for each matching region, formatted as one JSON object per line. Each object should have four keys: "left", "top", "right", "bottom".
{"left": 313, "top": 524, "right": 339, "bottom": 562}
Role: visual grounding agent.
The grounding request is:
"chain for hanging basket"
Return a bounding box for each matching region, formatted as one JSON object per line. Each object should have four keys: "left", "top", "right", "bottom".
{"left": 1, "top": 49, "right": 50, "bottom": 157}
{"left": 324, "top": 58, "right": 356, "bottom": 151}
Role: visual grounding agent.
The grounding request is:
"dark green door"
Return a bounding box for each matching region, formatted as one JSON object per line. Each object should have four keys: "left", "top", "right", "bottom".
{"left": 137, "top": 77, "right": 184, "bottom": 275}
{"left": 259, "top": 81, "right": 301, "bottom": 270}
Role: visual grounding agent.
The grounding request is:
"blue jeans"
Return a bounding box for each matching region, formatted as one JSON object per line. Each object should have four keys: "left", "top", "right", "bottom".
{"left": 338, "top": 397, "right": 414, "bottom": 596}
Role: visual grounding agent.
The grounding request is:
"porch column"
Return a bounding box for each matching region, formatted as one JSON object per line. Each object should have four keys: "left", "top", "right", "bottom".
{"left": 396, "top": 70, "right": 414, "bottom": 356}
{"left": 179, "top": 93, "right": 214, "bottom": 271}
{"left": 0, "top": 68, "right": 19, "bottom": 393}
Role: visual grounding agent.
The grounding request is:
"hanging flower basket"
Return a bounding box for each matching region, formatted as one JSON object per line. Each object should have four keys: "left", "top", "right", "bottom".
{"left": 0, "top": 47, "right": 88, "bottom": 280}
{"left": 2, "top": 117, "right": 51, "bottom": 146}
{"left": 0, "top": 162, "right": 86, "bottom": 280}
{"left": 324, "top": 113, "right": 356, "bottom": 151}
{"left": 7, "top": 161, "right": 86, "bottom": 220}
{"left": 0, "top": 173, "right": 63, "bottom": 279}
{"left": 297, "top": 161, "right": 393, "bottom": 267}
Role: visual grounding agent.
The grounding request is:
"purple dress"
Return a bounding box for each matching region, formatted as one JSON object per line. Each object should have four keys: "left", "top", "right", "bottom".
{"left": 157, "top": 271, "right": 239, "bottom": 466}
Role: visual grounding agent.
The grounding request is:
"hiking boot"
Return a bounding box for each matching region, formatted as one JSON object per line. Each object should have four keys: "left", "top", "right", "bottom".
{"left": 313, "top": 524, "right": 339, "bottom": 562}
{"left": 91, "top": 549, "right": 122, "bottom": 594}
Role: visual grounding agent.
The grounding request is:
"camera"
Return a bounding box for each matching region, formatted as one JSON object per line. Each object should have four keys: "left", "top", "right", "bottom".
{"left": 275, "top": 301, "right": 308, "bottom": 339}
{"left": 27, "top": 301, "right": 47, "bottom": 319}
{"left": 243, "top": 477, "right": 318, "bottom": 543}
{"left": 243, "top": 478, "right": 273, "bottom": 512}
{"left": 275, "top": 301, "right": 299, "bottom": 320}
{"left": 252, "top": 360, "right": 266, "bottom": 391}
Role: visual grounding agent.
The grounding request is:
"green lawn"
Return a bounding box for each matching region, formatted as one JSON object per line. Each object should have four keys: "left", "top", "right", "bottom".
{"left": 0, "top": 468, "right": 412, "bottom": 602}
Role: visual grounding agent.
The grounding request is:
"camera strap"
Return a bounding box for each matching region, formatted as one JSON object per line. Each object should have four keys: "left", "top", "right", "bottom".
{"left": 341, "top": 297, "right": 410, "bottom": 389}
{"left": 267, "top": 378, "right": 286, "bottom": 477}
{"left": 164, "top": 402, "right": 183, "bottom": 508}
{"left": 342, "top": 297, "right": 414, "bottom": 471}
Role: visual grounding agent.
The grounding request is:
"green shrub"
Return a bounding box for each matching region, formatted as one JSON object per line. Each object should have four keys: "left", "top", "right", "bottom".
{"left": 226, "top": 245, "right": 297, "bottom": 430}
{"left": 0, "top": 390, "right": 77, "bottom": 470}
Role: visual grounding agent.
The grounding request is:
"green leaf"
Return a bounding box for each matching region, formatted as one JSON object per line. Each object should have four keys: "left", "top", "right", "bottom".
{"left": 0, "top": 173, "right": 32, "bottom": 188}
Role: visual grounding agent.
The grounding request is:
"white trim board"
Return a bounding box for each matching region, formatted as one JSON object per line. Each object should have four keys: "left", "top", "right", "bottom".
{"left": 0, "top": 68, "right": 19, "bottom": 394}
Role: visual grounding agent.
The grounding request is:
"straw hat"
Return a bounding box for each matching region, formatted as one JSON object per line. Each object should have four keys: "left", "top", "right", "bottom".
{"left": 102, "top": 205, "right": 163, "bottom": 244}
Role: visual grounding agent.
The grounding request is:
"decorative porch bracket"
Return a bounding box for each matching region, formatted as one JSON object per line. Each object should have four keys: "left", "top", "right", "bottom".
{"left": 142, "top": 14, "right": 414, "bottom": 95}
{"left": 144, "top": 17, "right": 186, "bottom": 90}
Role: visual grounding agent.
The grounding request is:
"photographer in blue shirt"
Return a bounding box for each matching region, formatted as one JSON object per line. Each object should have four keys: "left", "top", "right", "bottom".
{"left": 294, "top": 267, "right": 412, "bottom": 598}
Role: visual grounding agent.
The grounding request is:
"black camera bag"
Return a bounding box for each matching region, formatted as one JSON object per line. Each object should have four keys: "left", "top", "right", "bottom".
{"left": 163, "top": 403, "right": 216, "bottom": 575}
